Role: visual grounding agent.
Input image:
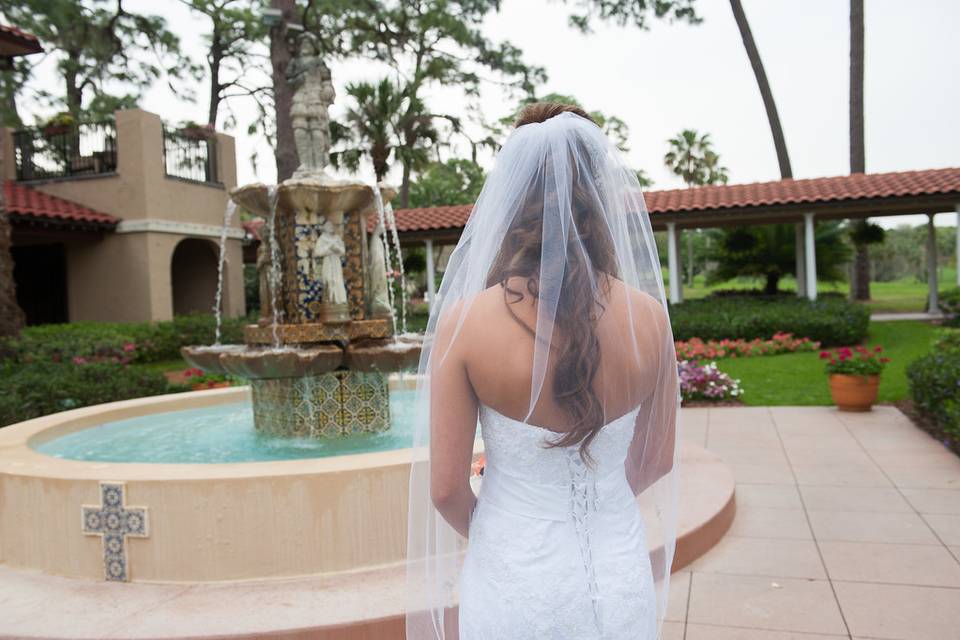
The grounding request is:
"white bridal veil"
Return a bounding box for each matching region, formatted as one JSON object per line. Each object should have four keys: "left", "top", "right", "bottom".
{"left": 405, "top": 109, "right": 681, "bottom": 638}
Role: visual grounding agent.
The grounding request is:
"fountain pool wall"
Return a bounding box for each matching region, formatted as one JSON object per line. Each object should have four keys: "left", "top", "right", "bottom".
{"left": 0, "top": 383, "right": 422, "bottom": 583}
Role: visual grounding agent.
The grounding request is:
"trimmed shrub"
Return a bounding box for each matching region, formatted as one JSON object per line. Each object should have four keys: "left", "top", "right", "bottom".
{"left": 0, "top": 360, "right": 171, "bottom": 427}
{"left": 939, "top": 286, "right": 960, "bottom": 327}
{"left": 0, "top": 314, "right": 248, "bottom": 365}
{"left": 669, "top": 295, "right": 870, "bottom": 347}
{"left": 906, "top": 329, "right": 960, "bottom": 447}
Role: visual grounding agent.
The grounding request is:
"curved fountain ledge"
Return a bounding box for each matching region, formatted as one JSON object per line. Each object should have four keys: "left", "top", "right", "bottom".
{"left": 0, "top": 390, "right": 734, "bottom": 639}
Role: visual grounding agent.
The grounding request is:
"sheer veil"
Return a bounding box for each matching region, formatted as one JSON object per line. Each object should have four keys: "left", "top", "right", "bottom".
{"left": 405, "top": 109, "right": 681, "bottom": 638}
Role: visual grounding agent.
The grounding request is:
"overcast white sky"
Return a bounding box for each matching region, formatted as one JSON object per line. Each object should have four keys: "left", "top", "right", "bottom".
{"left": 18, "top": 0, "right": 960, "bottom": 228}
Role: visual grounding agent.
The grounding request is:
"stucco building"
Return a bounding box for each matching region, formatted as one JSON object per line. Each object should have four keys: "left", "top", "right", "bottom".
{"left": 2, "top": 108, "right": 245, "bottom": 324}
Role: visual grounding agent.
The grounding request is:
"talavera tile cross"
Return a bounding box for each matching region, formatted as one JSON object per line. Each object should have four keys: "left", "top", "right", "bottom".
{"left": 81, "top": 482, "right": 149, "bottom": 582}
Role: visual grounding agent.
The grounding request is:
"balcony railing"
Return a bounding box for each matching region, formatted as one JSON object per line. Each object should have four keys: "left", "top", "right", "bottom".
{"left": 162, "top": 126, "right": 219, "bottom": 184}
{"left": 13, "top": 121, "right": 118, "bottom": 181}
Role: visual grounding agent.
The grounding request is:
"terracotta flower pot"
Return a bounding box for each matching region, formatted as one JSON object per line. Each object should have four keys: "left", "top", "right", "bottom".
{"left": 828, "top": 373, "right": 880, "bottom": 411}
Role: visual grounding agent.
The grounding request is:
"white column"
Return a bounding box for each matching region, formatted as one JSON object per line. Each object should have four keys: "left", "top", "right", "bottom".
{"left": 804, "top": 212, "right": 817, "bottom": 301}
{"left": 927, "top": 213, "right": 939, "bottom": 314}
{"left": 666, "top": 222, "right": 681, "bottom": 304}
{"left": 424, "top": 238, "right": 436, "bottom": 312}
{"left": 795, "top": 222, "right": 806, "bottom": 297}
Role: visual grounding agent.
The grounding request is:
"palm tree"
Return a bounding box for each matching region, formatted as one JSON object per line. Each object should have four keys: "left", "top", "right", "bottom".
{"left": 664, "top": 129, "right": 727, "bottom": 188}
{"left": 664, "top": 129, "right": 729, "bottom": 286}
{"left": 729, "top": 0, "right": 792, "bottom": 179}
{"left": 707, "top": 221, "right": 852, "bottom": 294}
{"left": 330, "top": 78, "right": 403, "bottom": 182}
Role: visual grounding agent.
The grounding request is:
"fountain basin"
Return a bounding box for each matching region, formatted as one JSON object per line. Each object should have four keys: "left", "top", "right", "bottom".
{"left": 230, "top": 178, "right": 373, "bottom": 220}
{"left": 180, "top": 344, "right": 249, "bottom": 376}
{"left": 344, "top": 336, "right": 423, "bottom": 373}
{"left": 0, "top": 385, "right": 418, "bottom": 582}
{"left": 218, "top": 345, "right": 343, "bottom": 379}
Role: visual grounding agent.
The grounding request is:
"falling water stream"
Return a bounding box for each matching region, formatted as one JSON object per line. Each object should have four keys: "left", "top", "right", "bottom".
{"left": 266, "top": 186, "right": 282, "bottom": 349}
{"left": 382, "top": 200, "right": 408, "bottom": 334}
{"left": 213, "top": 201, "right": 238, "bottom": 345}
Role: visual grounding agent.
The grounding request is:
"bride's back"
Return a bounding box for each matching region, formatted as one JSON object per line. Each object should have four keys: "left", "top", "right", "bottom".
{"left": 452, "top": 275, "right": 667, "bottom": 434}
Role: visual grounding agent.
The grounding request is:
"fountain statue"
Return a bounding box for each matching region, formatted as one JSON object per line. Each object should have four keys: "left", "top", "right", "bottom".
{"left": 287, "top": 33, "right": 336, "bottom": 180}
{"left": 182, "top": 33, "right": 421, "bottom": 439}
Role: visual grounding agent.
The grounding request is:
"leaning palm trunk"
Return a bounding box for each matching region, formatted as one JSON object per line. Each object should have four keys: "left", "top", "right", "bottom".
{"left": 729, "top": 0, "right": 792, "bottom": 180}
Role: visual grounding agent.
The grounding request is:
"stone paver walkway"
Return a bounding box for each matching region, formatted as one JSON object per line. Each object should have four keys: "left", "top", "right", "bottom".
{"left": 664, "top": 405, "right": 960, "bottom": 640}
{"left": 870, "top": 311, "right": 943, "bottom": 322}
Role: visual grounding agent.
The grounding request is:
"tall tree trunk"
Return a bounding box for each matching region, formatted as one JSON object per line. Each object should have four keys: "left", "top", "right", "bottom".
{"left": 849, "top": 0, "right": 870, "bottom": 300}
{"left": 208, "top": 24, "right": 223, "bottom": 127}
{"left": 270, "top": 0, "right": 299, "bottom": 182}
{"left": 400, "top": 161, "right": 411, "bottom": 209}
{"left": 0, "top": 145, "right": 24, "bottom": 338}
{"left": 850, "top": 0, "right": 865, "bottom": 174}
{"left": 729, "top": 0, "right": 792, "bottom": 179}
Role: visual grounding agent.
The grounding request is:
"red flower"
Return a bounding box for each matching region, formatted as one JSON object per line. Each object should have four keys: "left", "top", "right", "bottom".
{"left": 819, "top": 351, "right": 831, "bottom": 360}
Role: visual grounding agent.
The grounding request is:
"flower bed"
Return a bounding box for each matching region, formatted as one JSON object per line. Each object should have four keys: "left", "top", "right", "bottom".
{"left": 675, "top": 332, "right": 819, "bottom": 361}
{"left": 0, "top": 359, "right": 169, "bottom": 427}
{"left": 678, "top": 360, "right": 743, "bottom": 404}
{"left": 0, "top": 314, "right": 247, "bottom": 365}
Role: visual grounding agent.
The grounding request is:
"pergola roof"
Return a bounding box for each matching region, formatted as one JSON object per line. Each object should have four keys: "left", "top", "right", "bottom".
{"left": 0, "top": 24, "right": 41, "bottom": 58}
{"left": 4, "top": 181, "right": 119, "bottom": 232}
{"left": 390, "top": 167, "right": 960, "bottom": 241}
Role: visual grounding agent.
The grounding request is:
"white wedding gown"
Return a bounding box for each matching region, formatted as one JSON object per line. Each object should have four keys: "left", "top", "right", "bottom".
{"left": 459, "top": 403, "right": 658, "bottom": 639}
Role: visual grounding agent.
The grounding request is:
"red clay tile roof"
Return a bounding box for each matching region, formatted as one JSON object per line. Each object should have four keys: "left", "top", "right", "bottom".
{"left": 389, "top": 167, "right": 960, "bottom": 232}
{"left": 4, "top": 181, "right": 119, "bottom": 231}
{"left": 0, "top": 24, "right": 42, "bottom": 56}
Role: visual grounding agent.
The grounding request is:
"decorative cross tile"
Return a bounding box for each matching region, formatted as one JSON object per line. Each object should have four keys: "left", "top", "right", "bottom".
{"left": 81, "top": 482, "right": 149, "bottom": 582}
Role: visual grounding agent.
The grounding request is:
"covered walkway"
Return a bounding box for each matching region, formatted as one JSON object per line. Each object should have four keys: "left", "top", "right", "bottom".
{"left": 391, "top": 167, "right": 960, "bottom": 313}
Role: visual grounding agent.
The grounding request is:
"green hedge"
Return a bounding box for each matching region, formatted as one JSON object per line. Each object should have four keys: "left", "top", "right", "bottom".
{"left": 0, "top": 360, "right": 171, "bottom": 427}
{"left": 0, "top": 314, "right": 247, "bottom": 365}
{"left": 669, "top": 294, "right": 870, "bottom": 347}
{"left": 906, "top": 329, "right": 960, "bottom": 447}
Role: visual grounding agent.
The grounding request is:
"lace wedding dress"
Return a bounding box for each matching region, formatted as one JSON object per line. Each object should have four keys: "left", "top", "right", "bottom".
{"left": 405, "top": 107, "right": 680, "bottom": 640}
{"left": 458, "top": 404, "right": 657, "bottom": 639}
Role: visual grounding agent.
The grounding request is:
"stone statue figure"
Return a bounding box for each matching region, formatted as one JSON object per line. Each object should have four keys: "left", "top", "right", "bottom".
{"left": 286, "top": 33, "right": 336, "bottom": 179}
{"left": 313, "top": 218, "right": 347, "bottom": 306}
{"left": 367, "top": 221, "right": 391, "bottom": 317}
{"left": 256, "top": 233, "right": 273, "bottom": 323}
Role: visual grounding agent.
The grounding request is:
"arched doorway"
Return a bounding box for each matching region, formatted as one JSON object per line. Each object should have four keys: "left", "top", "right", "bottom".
{"left": 170, "top": 238, "right": 220, "bottom": 316}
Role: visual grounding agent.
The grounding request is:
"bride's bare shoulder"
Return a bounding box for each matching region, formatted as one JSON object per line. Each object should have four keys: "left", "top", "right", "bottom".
{"left": 606, "top": 277, "right": 664, "bottom": 311}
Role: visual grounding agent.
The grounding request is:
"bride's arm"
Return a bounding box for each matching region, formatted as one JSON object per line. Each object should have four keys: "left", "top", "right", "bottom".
{"left": 429, "top": 302, "right": 479, "bottom": 538}
{"left": 626, "top": 296, "right": 678, "bottom": 496}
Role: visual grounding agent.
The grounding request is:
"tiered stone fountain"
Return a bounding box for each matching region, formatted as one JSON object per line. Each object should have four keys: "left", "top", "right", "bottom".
{"left": 182, "top": 34, "right": 421, "bottom": 439}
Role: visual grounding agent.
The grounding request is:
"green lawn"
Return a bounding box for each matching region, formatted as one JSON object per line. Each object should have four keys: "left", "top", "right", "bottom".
{"left": 665, "top": 268, "right": 957, "bottom": 314}
{"left": 713, "top": 320, "right": 938, "bottom": 406}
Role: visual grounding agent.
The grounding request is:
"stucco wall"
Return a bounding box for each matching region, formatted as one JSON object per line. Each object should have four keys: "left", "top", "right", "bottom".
{"left": 7, "top": 109, "right": 246, "bottom": 322}
{"left": 67, "top": 233, "right": 245, "bottom": 323}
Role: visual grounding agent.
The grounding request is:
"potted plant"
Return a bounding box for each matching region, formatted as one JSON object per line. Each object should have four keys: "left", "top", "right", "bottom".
{"left": 820, "top": 345, "right": 890, "bottom": 411}
{"left": 41, "top": 112, "right": 75, "bottom": 137}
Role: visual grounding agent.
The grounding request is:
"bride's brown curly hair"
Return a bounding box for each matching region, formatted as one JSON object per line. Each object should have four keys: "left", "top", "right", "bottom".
{"left": 485, "top": 102, "right": 618, "bottom": 461}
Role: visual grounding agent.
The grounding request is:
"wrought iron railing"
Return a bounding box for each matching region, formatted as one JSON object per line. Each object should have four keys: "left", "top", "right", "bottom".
{"left": 162, "top": 126, "right": 219, "bottom": 184}
{"left": 13, "top": 121, "right": 118, "bottom": 181}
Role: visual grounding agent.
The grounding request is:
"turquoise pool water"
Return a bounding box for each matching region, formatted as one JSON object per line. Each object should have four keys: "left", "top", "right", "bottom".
{"left": 34, "top": 390, "right": 418, "bottom": 463}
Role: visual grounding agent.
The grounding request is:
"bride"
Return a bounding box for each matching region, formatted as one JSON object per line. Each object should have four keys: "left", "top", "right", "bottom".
{"left": 406, "top": 103, "right": 681, "bottom": 639}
